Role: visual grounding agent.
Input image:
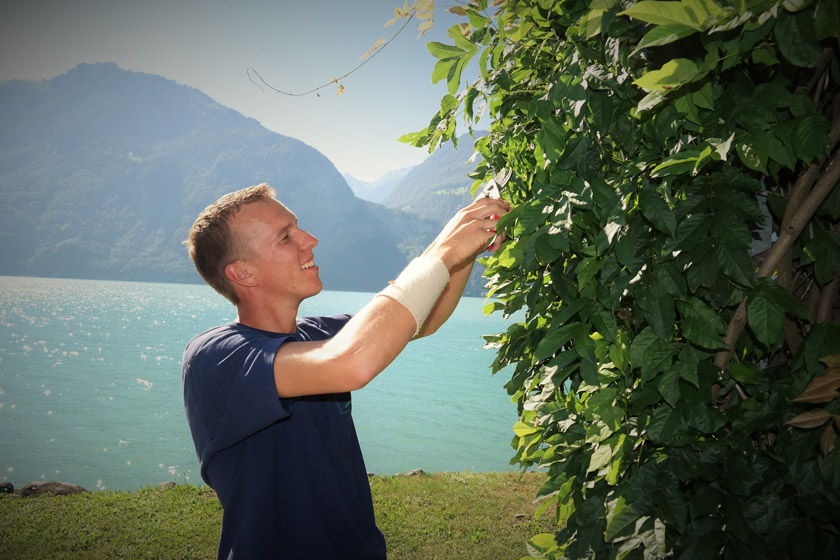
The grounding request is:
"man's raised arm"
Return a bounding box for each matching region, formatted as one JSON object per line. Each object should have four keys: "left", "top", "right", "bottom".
{"left": 273, "top": 196, "right": 510, "bottom": 398}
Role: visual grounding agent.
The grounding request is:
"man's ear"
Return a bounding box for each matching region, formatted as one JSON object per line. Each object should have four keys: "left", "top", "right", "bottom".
{"left": 225, "top": 262, "right": 257, "bottom": 288}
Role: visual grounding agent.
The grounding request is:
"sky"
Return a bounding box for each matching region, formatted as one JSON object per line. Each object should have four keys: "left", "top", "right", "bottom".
{"left": 0, "top": 0, "right": 481, "bottom": 182}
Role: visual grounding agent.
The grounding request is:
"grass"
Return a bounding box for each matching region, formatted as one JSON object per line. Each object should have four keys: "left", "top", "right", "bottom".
{"left": 0, "top": 471, "right": 555, "bottom": 559}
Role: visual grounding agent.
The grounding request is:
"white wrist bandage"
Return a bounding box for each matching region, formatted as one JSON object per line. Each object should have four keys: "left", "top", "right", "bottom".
{"left": 378, "top": 256, "right": 450, "bottom": 335}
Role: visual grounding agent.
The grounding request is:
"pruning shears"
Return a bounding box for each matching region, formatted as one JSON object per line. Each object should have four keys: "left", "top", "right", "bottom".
{"left": 474, "top": 167, "right": 512, "bottom": 201}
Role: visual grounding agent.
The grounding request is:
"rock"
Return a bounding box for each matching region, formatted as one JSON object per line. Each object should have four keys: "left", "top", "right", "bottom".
{"left": 0, "top": 482, "right": 14, "bottom": 493}
{"left": 158, "top": 481, "right": 177, "bottom": 490}
{"left": 407, "top": 468, "right": 425, "bottom": 476}
{"left": 17, "top": 481, "right": 87, "bottom": 497}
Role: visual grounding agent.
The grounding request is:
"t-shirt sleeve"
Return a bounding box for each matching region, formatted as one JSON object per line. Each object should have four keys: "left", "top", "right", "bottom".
{"left": 183, "top": 328, "right": 293, "bottom": 471}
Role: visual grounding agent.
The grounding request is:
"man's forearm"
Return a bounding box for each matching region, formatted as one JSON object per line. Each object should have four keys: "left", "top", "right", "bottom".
{"left": 416, "top": 258, "right": 475, "bottom": 337}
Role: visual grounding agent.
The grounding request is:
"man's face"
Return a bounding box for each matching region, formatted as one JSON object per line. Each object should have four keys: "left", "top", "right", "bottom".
{"left": 229, "top": 198, "right": 322, "bottom": 306}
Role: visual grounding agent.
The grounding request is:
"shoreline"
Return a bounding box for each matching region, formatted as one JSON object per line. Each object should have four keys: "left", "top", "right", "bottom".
{"left": 1, "top": 467, "right": 537, "bottom": 497}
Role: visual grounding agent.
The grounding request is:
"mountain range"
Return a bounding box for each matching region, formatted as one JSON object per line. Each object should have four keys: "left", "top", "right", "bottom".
{"left": 343, "top": 166, "right": 414, "bottom": 204}
{"left": 0, "top": 62, "right": 486, "bottom": 294}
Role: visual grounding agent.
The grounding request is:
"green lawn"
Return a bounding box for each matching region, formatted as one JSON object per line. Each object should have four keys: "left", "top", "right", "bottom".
{"left": 0, "top": 471, "right": 555, "bottom": 559}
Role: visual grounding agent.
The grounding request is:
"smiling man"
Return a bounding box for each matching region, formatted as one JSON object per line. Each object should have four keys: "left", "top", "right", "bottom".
{"left": 181, "top": 183, "right": 509, "bottom": 559}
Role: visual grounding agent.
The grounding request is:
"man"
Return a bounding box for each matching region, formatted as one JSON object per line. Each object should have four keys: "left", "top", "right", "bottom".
{"left": 182, "top": 183, "right": 510, "bottom": 559}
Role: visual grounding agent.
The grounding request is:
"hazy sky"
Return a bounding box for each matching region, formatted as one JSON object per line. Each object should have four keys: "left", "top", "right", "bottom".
{"left": 1, "top": 0, "right": 479, "bottom": 182}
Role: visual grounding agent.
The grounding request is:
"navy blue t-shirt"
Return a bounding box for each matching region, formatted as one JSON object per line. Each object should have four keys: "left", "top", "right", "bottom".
{"left": 182, "top": 315, "right": 386, "bottom": 559}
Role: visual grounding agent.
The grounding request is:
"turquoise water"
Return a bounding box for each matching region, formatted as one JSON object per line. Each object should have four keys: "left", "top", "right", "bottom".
{"left": 0, "top": 276, "right": 520, "bottom": 491}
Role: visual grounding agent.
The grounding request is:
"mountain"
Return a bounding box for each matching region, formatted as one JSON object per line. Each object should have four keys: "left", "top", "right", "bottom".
{"left": 382, "top": 133, "right": 486, "bottom": 226}
{"left": 0, "top": 62, "right": 434, "bottom": 292}
{"left": 343, "top": 166, "right": 415, "bottom": 203}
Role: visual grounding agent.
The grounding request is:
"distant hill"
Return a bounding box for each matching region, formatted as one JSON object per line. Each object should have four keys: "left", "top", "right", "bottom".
{"left": 343, "top": 166, "right": 414, "bottom": 203}
{"left": 382, "top": 133, "right": 486, "bottom": 226}
{"left": 0, "top": 63, "right": 437, "bottom": 292}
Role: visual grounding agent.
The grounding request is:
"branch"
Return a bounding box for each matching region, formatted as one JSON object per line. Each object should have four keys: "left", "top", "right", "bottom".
{"left": 715, "top": 148, "right": 840, "bottom": 370}
{"left": 759, "top": 151, "right": 840, "bottom": 278}
{"left": 246, "top": 12, "right": 416, "bottom": 97}
{"left": 796, "top": 47, "right": 834, "bottom": 95}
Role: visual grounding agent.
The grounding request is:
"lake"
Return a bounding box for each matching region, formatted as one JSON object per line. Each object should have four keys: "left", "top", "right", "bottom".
{"left": 0, "top": 276, "right": 522, "bottom": 491}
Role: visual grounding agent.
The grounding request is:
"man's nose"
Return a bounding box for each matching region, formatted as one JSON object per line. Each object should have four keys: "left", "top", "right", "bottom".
{"left": 301, "top": 230, "right": 318, "bottom": 250}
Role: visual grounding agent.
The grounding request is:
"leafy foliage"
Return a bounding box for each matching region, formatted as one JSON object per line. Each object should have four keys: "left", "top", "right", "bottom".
{"left": 408, "top": 0, "right": 840, "bottom": 557}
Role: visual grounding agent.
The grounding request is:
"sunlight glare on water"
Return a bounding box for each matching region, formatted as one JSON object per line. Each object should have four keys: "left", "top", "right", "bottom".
{"left": 0, "top": 276, "right": 521, "bottom": 491}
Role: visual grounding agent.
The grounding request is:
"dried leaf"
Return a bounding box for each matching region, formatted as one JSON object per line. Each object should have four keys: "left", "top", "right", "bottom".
{"left": 787, "top": 409, "right": 833, "bottom": 428}
{"left": 360, "top": 38, "right": 385, "bottom": 60}
{"left": 418, "top": 20, "right": 434, "bottom": 35}
{"left": 792, "top": 371, "right": 840, "bottom": 403}
{"left": 820, "top": 353, "right": 840, "bottom": 368}
{"left": 385, "top": 1, "right": 411, "bottom": 27}
{"left": 449, "top": 6, "right": 468, "bottom": 16}
{"left": 820, "top": 424, "right": 837, "bottom": 456}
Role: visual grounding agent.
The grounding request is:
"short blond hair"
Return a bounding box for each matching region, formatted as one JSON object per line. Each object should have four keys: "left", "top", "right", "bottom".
{"left": 185, "top": 184, "right": 276, "bottom": 304}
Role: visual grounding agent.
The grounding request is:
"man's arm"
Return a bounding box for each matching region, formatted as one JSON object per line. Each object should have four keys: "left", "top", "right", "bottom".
{"left": 416, "top": 199, "right": 509, "bottom": 337}
{"left": 272, "top": 197, "right": 510, "bottom": 398}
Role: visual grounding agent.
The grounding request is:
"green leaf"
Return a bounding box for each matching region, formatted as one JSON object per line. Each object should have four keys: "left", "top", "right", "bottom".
{"left": 736, "top": 131, "right": 770, "bottom": 173}
{"left": 605, "top": 496, "right": 642, "bottom": 541}
{"left": 668, "top": 213, "right": 712, "bottom": 252}
{"left": 651, "top": 149, "right": 703, "bottom": 177}
{"left": 752, "top": 42, "right": 780, "bottom": 66}
{"left": 648, "top": 404, "right": 682, "bottom": 442}
{"left": 652, "top": 486, "right": 688, "bottom": 532}
{"left": 527, "top": 533, "right": 560, "bottom": 555}
{"left": 774, "top": 10, "right": 823, "bottom": 67}
{"left": 427, "top": 42, "right": 465, "bottom": 60}
{"left": 512, "top": 420, "right": 540, "bottom": 437}
{"left": 637, "top": 90, "right": 669, "bottom": 112}
{"left": 639, "top": 190, "right": 677, "bottom": 236}
{"left": 534, "top": 323, "right": 580, "bottom": 362}
{"left": 431, "top": 58, "right": 456, "bottom": 85}
{"left": 716, "top": 244, "right": 755, "bottom": 288}
{"left": 768, "top": 134, "right": 797, "bottom": 169}
{"left": 496, "top": 238, "right": 524, "bottom": 269}
{"left": 619, "top": 0, "right": 723, "bottom": 31}
{"left": 635, "top": 23, "right": 698, "bottom": 51}
{"left": 448, "top": 24, "right": 475, "bottom": 51}
{"left": 794, "top": 114, "right": 831, "bottom": 162}
{"left": 582, "top": 8, "right": 608, "bottom": 39}
{"left": 815, "top": 0, "right": 840, "bottom": 40}
{"left": 755, "top": 277, "right": 809, "bottom": 318}
{"left": 681, "top": 318, "right": 726, "bottom": 349}
{"left": 730, "top": 363, "right": 758, "bottom": 384}
{"left": 747, "top": 292, "right": 785, "bottom": 346}
{"left": 658, "top": 367, "right": 682, "bottom": 406}
{"left": 640, "top": 284, "right": 676, "bottom": 339}
{"left": 633, "top": 58, "right": 700, "bottom": 91}
{"left": 692, "top": 81, "right": 714, "bottom": 110}
{"left": 689, "top": 485, "right": 722, "bottom": 518}
{"left": 587, "top": 441, "right": 615, "bottom": 473}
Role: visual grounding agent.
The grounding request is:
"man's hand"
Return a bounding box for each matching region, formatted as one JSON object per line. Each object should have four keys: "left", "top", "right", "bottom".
{"left": 424, "top": 197, "right": 511, "bottom": 270}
